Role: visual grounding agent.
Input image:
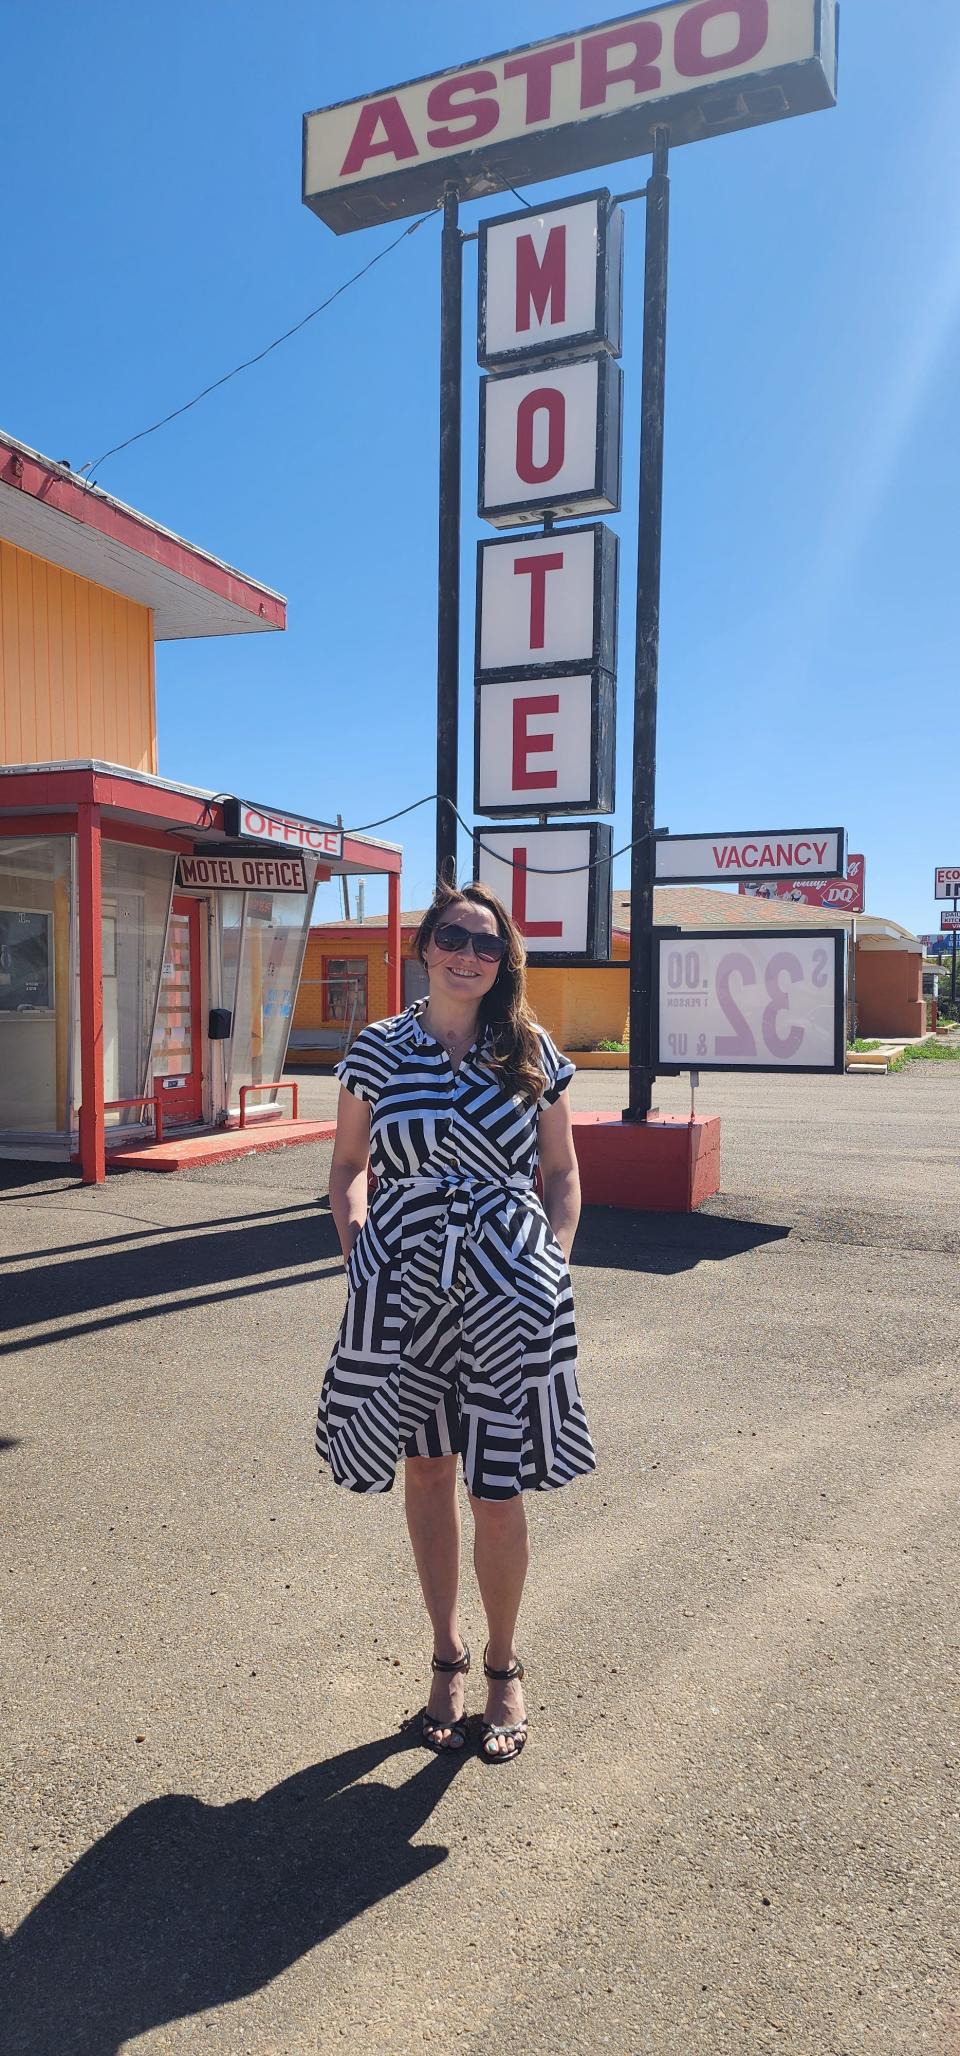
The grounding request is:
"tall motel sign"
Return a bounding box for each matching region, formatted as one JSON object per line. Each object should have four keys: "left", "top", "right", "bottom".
{"left": 302, "top": 1, "right": 840, "bottom": 1115}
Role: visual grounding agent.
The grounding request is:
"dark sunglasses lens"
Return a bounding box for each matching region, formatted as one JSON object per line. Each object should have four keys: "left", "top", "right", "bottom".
{"left": 434, "top": 924, "right": 469, "bottom": 953}
{"left": 473, "top": 934, "right": 507, "bottom": 963}
{"left": 434, "top": 923, "right": 507, "bottom": 964}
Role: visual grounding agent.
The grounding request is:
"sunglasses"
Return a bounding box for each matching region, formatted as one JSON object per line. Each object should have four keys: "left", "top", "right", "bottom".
{"left": 432, "top": 921, "right": 508, "bottom": 965}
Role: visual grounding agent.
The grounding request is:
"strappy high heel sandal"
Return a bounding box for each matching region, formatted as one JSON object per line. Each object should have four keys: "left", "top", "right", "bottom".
{"left": 480, "top": 1644, "right": 528, "bottom": 1764}
{"left": 418, "top": 1644, "right": 472, "bottom": 1754}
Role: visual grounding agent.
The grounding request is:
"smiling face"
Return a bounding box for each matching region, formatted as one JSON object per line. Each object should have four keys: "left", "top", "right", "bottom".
{"left": 422, "top": 898, "right": 504, "bottom": 1007}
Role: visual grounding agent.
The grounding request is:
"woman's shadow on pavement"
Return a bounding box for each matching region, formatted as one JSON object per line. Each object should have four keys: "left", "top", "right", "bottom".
{"left": 2, "top": 1728, "right": 467, "bottom": 2055}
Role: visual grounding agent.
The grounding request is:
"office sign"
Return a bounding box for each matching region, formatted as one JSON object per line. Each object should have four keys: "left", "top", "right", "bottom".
{"left": 474, "top": 821, "right": 612, "bottom": 959}
{"left": 476, "top": 523, "right": 618, "bottom": 676}
{"left": 177, "top": 854, "right": 308, "bottom": 893}
{"left": 479, "top": 191, "right": 623, "bottom": 367}
{"left": 656, "top": 927, "right": 845, "bottom": 1073}
{"left": 657, "top": 826, "right": 845, "bottom": 884}
{"left": 303, "top": 0, "right": 839, "bottom": 234}
{"left": 223, "top": 799, "right": 343, "bottom": 858}
{"left": 479, "top": 355, "right": 622, "bottom": 525}
{"left": 475, "top": 670, "right": 615, "bottom": 816}
{"left": 935, "top": 867, "right": 960, "bottom": 900}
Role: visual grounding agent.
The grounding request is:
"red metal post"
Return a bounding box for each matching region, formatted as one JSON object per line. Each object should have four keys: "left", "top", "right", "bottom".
{"left": 387, "top": 869, "right": 402, "bottom": 1016}
{"left": 77, "top": 802, "right": 106, "bottom": 1185}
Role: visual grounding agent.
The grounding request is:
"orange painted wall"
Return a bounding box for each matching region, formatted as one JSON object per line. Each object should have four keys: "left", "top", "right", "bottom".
{"left": 856, "top": 947, "right": 924, "bottom": 1040}
{"left": 296, "top": 924, "right": 631, "bottom": 1054}
{"left": 0, "top": 537, "right": 157, "bottom": 771}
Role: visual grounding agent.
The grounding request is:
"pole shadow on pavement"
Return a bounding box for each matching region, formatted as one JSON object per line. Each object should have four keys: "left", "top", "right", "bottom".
{"left": 1, "top": 1729, "right": 468, "bottom": 2054}
{"left": 572, "top": 1207, "right": 790, "bottom": 1275}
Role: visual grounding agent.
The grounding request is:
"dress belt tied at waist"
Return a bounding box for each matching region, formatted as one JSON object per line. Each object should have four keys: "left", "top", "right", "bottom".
{"left": 378, "top": 1173, "right": 533, "bottom": 1292}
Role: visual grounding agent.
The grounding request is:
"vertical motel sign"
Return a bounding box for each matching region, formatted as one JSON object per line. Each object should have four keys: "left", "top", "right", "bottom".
{"left": 475, "top": 192, "right": 621, "bottom": 958}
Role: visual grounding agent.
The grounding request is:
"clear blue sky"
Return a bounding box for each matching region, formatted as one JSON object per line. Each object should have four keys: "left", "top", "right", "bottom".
{"left": 3, "top": 1, "right": 958, "bottom": 933}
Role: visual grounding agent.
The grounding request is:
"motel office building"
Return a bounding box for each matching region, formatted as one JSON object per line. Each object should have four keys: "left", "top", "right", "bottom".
{"left": 0, "top": 434, "right": 401, "bottom": 1183}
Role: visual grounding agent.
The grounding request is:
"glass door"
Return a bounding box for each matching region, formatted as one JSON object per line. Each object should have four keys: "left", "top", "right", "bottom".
{"left": 151, "top": 897, "right": 203, "bottom": 1125}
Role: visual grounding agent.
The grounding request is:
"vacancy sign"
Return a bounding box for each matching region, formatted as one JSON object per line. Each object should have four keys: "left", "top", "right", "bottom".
{"left": 939, "top": 911, "right": 960, "bottom": 932}
{"left": 656, "top": 828, "right": 845, "bottom": 884}
{"left": 657, "top": 930, "right": 845, "bottom": 1074}
{"left": 475, "top": 823, "right": 612, "bottom": 958}
{"left": 303, "top": 1, "right": 839, "bottom": 234}
{"left": 935, "top": 867, "right": 960, "bottom": 899}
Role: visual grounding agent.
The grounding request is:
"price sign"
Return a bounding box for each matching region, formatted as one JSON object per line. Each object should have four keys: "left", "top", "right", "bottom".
{"left": 656, "top": 929, "right": 845, "bottom": 1074}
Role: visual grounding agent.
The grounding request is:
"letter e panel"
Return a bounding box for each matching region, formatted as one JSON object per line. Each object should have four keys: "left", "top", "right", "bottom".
{"left": 478, "top": 190, "right": 623, "bottom": 367}
{"left": 655, "top": 929, "right": 846, "bottom": 1074}
{"left": 475, "top": 671, "right": 615, "bottom": 817}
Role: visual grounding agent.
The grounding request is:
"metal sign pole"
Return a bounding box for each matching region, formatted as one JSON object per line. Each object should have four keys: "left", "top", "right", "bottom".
{"left": 626, "top": 126, "right": 670, "bottom": 1123}
{"left": 952, "top": 907, "right": 958, "bottom": 1011}
{"left": 436, "top": 181, "right": 463, "bottom": 888}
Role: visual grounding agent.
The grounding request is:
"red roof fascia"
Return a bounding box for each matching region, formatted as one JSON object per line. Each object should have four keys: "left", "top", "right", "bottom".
{"left": 340, "top": 835, "right": 402, "bottom": 874}
{"left": 0, "top": 439, "right": 285, "bottom": 630}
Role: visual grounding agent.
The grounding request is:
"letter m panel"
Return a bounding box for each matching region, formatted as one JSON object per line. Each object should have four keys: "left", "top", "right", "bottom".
{"left": 478, "top": 190, "right": 623, "bottom": 368}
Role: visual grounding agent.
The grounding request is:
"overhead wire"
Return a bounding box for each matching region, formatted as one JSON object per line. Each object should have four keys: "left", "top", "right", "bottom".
{"left": 343, "top": 793, "right": 652, "bottom": 875}
{"left": 79, "top": 208, "right": 435, "bottom": 484}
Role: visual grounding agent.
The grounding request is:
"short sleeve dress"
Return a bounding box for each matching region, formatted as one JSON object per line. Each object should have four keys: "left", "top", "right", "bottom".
{"left": 315, "top": 1002, "right": 596, "bottom": 1501}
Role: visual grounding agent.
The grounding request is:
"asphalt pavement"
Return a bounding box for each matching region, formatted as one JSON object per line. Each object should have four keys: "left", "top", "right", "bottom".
{"left": 1, "top": 1061, "right": 959, "bottom": 2054}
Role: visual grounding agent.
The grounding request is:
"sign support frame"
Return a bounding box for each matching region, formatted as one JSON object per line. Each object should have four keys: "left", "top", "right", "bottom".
{"left": 436, "top": 180, "right": 463, "bottom": 887}
{"left": 626, "top": 125, "right": 670, "bottom": 1123}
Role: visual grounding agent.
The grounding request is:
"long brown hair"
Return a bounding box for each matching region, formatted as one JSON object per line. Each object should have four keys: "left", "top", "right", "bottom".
{"left": 413, "top": 880, "right": 547, "bottom": 1105}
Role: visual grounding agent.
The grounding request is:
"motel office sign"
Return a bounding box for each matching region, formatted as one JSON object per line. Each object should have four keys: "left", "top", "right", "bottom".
{"left": 303, "top": 1, "right": 839, "bottom": 232}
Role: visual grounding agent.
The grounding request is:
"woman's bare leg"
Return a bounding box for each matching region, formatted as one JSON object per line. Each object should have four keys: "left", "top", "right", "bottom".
{"left": 404, "top": 1454, "right": 467, "bottom": 1746}
{"left": 469, "top": 1492, "right": 530, "bottom": 1757}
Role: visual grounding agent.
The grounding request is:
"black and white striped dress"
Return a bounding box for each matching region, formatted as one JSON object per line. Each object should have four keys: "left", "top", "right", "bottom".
{"left": 315, "top": 1002, "right": 596, "bottom": 1500}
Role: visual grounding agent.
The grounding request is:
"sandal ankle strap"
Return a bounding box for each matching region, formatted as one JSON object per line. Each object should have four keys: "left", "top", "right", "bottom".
{"left": 482, "top": 1643, "right": 524, "bottom": 1683}
{"left": 431, "top": 1643, "right": 471, "bottom": 1676}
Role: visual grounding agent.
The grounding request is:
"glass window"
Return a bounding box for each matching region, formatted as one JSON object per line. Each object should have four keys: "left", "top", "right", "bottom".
{"left": 324, "top": 957, "right": 368, "bottom": 1024}
{"left": 99, "top": 842, "right": 175, "bottom": 1126}
{"left": 227, "top": 889, "right": 313, "bottom": 1107}
{"left": 0, "top": 837, "right": 73, "bottom": 1142}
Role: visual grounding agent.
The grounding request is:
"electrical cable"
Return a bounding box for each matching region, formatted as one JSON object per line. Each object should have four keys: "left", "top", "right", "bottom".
{"left": 508, "top": 185, "right": 534, "bottom": 209}
{"left": 343, "top": 792, "right": 651, "bottom": 875}
{"left": 78, "top": 209, "right": 435, "bottom": 484}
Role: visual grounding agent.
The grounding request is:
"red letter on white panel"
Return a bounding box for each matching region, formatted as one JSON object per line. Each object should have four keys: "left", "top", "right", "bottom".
{"left": 512, "top": 846, "right": 562, "bottom": 937}
{"left": 512, "top": 551, "right": 564, "bottom": 647}
{"left": 502, "top": 44, "right": 576, "bottom": 124}
{"left": 512, "top": 694, "right": 559, "bottom": 792}
{"left": 674, "top": 0, "right": 768, "bottom": 77}
{"left": 340, "top": 97, "right": 419, "bottom": 175}
{"left": 580, "top": 24, "right": 662, "bottom": 109}
{"left": 515, "top": 227, "right": 566, "bottom": 333}
{"left": 515, "top": 387, "right": 566, "bottom": 485}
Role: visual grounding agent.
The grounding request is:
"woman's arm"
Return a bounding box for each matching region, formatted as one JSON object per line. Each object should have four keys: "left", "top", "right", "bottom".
{"left": 537, "top": 1089, "right": 581, "bottom": 1262}
{"left": 328, "top": 1086, "right": 371, "bottom": 1263}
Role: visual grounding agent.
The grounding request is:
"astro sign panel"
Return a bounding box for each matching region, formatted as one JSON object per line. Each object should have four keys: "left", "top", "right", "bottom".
{"left": 303, "top": 0, "right": 839, "bottom": 234}
{"left": 657, "top": 929, "right": 846, "bottom": 1073}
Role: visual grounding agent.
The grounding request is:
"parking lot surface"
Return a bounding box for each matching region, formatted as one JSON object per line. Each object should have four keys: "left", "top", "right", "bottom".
{"left": 2, "top": 1063, "right": 958, "bottom": 2053}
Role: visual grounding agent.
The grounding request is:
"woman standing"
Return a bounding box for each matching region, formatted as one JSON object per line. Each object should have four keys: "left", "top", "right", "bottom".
{"left": 316, "top": 881, "right": 595, "bottom": 1762}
